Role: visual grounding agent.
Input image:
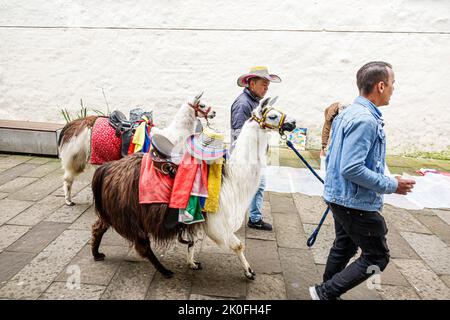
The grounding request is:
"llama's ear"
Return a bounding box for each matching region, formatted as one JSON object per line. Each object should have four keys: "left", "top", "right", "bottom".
{"left": 193, "top": 92, "right": 204, "bottom": 105}
{"left": 254, "top": 97, "right": 270, "bottom": 117}
{"left": 269, "top": 96, "right": 278, "bottom": 106}
{"left": 261, "top": 97, "right": 271, "bottom": 109}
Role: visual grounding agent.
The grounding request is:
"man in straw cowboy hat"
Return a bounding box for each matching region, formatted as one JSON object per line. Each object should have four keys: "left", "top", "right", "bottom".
{"left": 230, "top": 66, "right": 281, "bottom": 231}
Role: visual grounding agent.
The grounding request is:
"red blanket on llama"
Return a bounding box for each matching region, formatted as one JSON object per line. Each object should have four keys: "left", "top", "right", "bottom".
{"left": 90, "top": 117, "right": 122, "bottom": 165}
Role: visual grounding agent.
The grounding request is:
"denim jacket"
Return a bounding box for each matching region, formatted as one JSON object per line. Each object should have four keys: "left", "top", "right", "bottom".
{"left": 323, "top": 96, "right": 398, "bottom": 211}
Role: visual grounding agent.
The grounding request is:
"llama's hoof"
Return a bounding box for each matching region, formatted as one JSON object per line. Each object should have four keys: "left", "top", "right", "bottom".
{"left": 162, "top": 270, "right": 174, "bottom": 278}
{"left": 66, "top": 201, "right": 75, "bottom": 206}
{"left": 93, "top": 253, "right": 105, "bottom": 261}
{"left": 245, "top": 272, "right": 256, "bottom": 280}
{"left": 190, "top": 261, "right": 202, "bottom": 270}
{"left": 245, "top": 268, "right": 256, "bottom": 280}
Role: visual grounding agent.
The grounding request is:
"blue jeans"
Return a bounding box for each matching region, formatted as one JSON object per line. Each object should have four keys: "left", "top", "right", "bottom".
{"left": 249, "top": 175, "right": 266, "bottom": 223}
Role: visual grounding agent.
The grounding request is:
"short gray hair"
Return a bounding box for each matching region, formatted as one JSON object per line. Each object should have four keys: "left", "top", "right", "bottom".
{"left": 356, "top": 61, "right": 392, "bottom": 95}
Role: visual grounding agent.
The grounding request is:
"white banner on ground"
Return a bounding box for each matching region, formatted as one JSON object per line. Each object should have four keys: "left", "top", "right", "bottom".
{"left": 265, "top": 166, "right": 450, "bottom": 210}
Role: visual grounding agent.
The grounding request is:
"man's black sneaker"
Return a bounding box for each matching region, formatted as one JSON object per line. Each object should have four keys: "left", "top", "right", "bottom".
{"left": 247, "top": 218, "right": 273, "bottom": 231}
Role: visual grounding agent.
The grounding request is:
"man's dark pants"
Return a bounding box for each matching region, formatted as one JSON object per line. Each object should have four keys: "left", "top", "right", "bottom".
{"left": 321, "top": 202, "right": 390, "bottom": 299}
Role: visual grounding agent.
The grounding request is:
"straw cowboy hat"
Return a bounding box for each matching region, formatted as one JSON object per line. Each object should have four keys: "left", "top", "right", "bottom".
{"left": 185, "top": 127, "right": 227, "bottom": 162}
{"left": 237, "top": 66, "right": 282, "bottom": 87}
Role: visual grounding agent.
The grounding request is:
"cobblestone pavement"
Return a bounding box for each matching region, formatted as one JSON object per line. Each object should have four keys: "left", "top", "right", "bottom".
{"left": 0, "top": 153, "right": 449, "bottom": 300}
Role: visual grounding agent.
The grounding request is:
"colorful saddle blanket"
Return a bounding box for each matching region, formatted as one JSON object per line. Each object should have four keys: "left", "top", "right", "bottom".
{"left": 139, "top": 151, "right": 223, "bottom": 224}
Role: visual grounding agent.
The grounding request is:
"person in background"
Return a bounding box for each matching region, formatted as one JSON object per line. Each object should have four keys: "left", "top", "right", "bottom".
{"left": 320, "top": 102, "right": 349, "bottom": 157}
{"left": 230, "top": 66, "right": 281, "bottom": 231}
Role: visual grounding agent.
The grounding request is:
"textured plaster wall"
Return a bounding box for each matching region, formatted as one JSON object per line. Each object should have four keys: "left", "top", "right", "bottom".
{"left": 0, "top": 0, "right": 449, "bottom": 153}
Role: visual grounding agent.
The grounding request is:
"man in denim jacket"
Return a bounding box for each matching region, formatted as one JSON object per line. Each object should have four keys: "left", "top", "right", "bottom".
{"left": 310, "top": 61, "right": 416, "bottom": 300}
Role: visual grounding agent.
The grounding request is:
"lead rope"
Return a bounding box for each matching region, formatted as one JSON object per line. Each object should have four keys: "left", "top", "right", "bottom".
{"left": 286, "top": 139, "right": 329, "bottom": 247}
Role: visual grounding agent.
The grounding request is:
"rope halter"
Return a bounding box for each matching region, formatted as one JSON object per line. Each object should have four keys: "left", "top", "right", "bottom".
{"left": 251, "top": 107, "right": 287, "bottom": 138}
{"left": 188, "top": 102, "right": 212, "bottom": 121}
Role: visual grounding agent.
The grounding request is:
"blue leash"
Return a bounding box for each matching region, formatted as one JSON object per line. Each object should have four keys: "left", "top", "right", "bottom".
{"left": 285, "top": 140, "right": 330, "bottom": 247}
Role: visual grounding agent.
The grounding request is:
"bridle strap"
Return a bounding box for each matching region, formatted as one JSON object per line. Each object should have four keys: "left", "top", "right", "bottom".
{"left": 188, "top": 102, "right": 211, "bottom": 121}
{"left": 251, "top": 107, "right": 286, "bottom": 133}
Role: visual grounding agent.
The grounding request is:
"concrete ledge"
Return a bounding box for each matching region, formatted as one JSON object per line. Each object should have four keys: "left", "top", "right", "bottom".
{"left": 0, "top": 120, "right": 65, "bottom": 156}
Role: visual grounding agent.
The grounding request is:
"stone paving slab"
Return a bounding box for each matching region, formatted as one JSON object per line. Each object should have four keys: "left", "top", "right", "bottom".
{"left": 400, "top": 232, "right": 450, "bottom": 275}
{"left": 70, "top": 186, "right": 94, "bottom": 205}
{"left": 7, "top": 195, "right": 65, "bottom": 226}
{"left": 268, "top": 192, "right": 297, "bottom": 214}
{"left": 278, "top": 247, "right": 321, "bottom": 300}
{"left": 302, "top": 223, "right": 335, "bottom": 265}
{"left": 246, "top": 226, "right": 276, "bottom": 241}
{"left": 0, "top": 229, "right": 91, "bottom": 299}
{"left": 39, "top": 281, "right": 106, "bottom": 300}
{"left": 0, "top": 251, "right": 35, "bottom": 285}
{"left": 0, "top": 155, "right": 32, "bottom": 170}
{"left": 272, "top": 212, "right": 308, "bottom": 249}
{"left": 55, "top": 244, "right": 130, "bottom": 286}
{"left": 7, "top": 221, "right": 70, "bottom": 254}
{"left": 393, "top": 259, "right": 450, "bottom": 300}
{"left": 190, "top": 252, "right": 247, "bottom": 299}
{"left": 189, "top": 294, "right": 237, "bottom": 300}
{"left": 101, "top": 261, "right": 156, "bottom": 300}
{"left": 26, "top": 157, "right": 53, "bottom": 165}
{"left": 146, "top": 244, "right": 193, "bottom": 300}
{"left": 293, "top": 193, "right": 333, "bottom": 226}
{"left": 69, "top": 206, "right": 97, "bottom": 230}
{"left": 0, "top": 177, "right": 39, "bottom": 193}
{"left": 411, "top": 214, "right": 450, "bottom": 246}
{"left": 386, "top": 228, "right": 420, "bottom": 260}
{"left": 376, "top": 284, "right": 421, "bottom": 300}
{"left": 382, "top": 205, "right": 432, "bottom": 234}
{"left": 440, "top": 275, "right": 450, "bottom": 288}
{"left": 0, "top": 225, "right": 31, "bottom": 252}
{"left": 0, "top": 199, "right": 34, "bottom": 226}
{"left": 246, "top": 273, "right": 287, "bottom": 300}
{"left": 0, "top": 163, "right": 39, "bottom": 186}
{"left": 45, "top": 203, "right": 90, "bottom": 224}
{"left": 21, "top": 161, "right": 61, "bottom": 178}
{"left": 245, "top": 238, "right": 282, "bottom": 275}
{"left": 379, "top": 260, "right": 410, "bottom": 287}
{"left": 433, "top": 209, "right": 450, "bottom": 225}
{"left": 8, "top": 170, "right": 64, "bottom": 202}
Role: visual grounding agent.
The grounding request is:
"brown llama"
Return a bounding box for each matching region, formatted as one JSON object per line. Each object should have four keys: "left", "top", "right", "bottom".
{"left": 90, "top": 97, "right": 296, "bottom": 279}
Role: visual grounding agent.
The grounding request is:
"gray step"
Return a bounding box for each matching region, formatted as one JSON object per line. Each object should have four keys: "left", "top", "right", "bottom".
{"left": 0, "top": 120, "right": 65, "bottom": 156}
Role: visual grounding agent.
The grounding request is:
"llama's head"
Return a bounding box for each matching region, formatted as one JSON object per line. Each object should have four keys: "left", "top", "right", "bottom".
{"left": 252, "top": 97, "right": 296, "bottom": 135}
{"left": 189, "top": 92, "right": 217, "bottom": 120}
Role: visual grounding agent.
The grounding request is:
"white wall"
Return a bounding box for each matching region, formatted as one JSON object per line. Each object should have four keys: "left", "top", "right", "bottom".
{"left": 1, "top": 0, "right": 449, "bottom": 154}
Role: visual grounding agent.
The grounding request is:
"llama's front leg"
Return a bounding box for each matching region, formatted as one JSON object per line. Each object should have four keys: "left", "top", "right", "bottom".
{"left": 186, "top": 238, "right": 202, "bottom": 270}
{"left": 229, "top": 234, "right": 255, "bottom": 280}
{"left": 63, "top": 171, "right": 75, "bottom": 206}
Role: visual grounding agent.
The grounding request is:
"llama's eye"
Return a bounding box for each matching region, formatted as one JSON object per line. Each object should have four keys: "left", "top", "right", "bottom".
{"left": 268, "top": 115, "right": 278, "bottom": 120}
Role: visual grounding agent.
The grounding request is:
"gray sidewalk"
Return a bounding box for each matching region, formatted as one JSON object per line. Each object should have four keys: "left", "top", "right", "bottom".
{"left": 0, "top": 154, "right": 449, "bottom": 300}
